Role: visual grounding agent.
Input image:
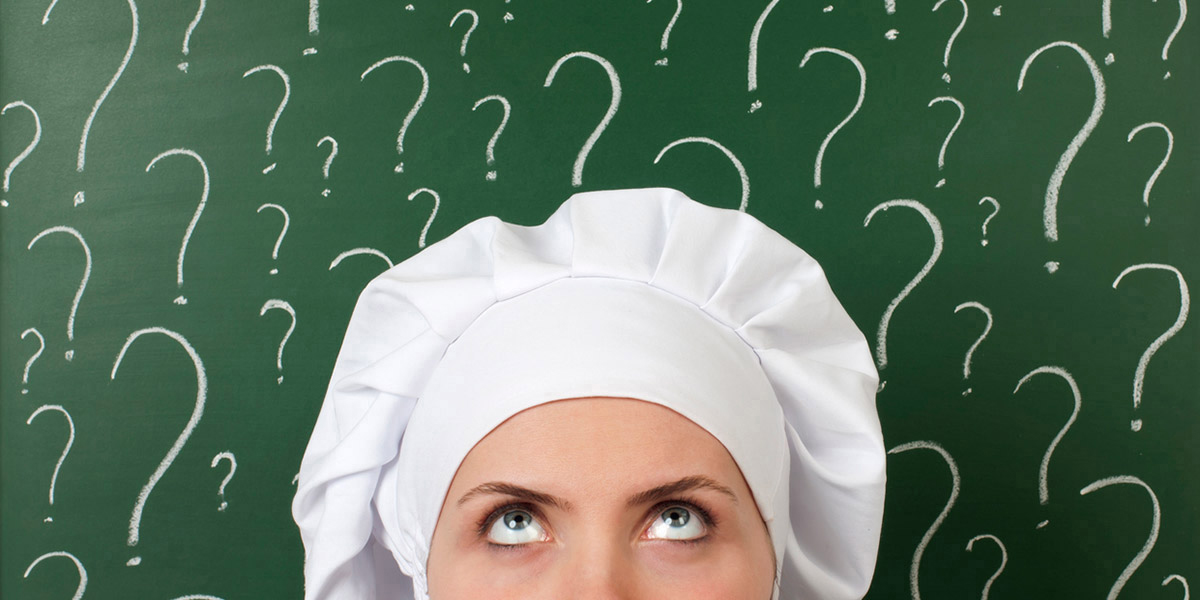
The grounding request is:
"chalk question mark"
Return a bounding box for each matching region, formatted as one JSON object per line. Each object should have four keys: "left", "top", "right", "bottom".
{"left": 646, "top": 0, "right": 682, "bottom": 66}
{"left": 329, "top": 248, "right": 395, "bottom": 272}
{"left": 927, "top": 96, "right": 964, "bottom": 188}
{"left": 362, "top": 56, "right": 430, "bottom": 174}
{"left": 653, "top": 136, "right": 750, "bottom": 212}
{"left": 799, "top": 47, "right": 866, "bottom": 209}
{"left": 931, "top": 0, "right": 968, "bottom": 83}
{"left": 146, "top": 148, "right": 209, "bottom": 306}
{"left": 27, "top": 226, "right": 92, "bottom": 361}
{"left": 178, "top": 0, "right": 206, "bottom": 72}
{"left": 20, "top": 328, "right": 45, "bottom": 395}
{"left": 259, "top": 300, "right": 296, "bottom": 385}
{"left": 24, "top": 551, "right": 87, "bottom": 600}
{"left": 978, "top": 196, "right": 999, "bottom": 246}
{"left": 1126, "top": 122, "right": 1173, "bottom": 226}
{"left": 953, "top": 301, "right": 992, "bottom": 395}
{"left": 1111, "top": 263, "right": 1189, "bottom": 432}
{"left": 888, "top": 440, "right": 961, "bottom": 600}
{"left": 965, "top": 534, "right": 1008, "bottom": 600}
{"left": 1, "top": 100, "right": 42, "bottom": 208}
{"left": 1102, "top": 0, "right": 1187, "bottom": 78}
{"left": 317, "top": 135, "right": 337, "bottom": 196}
{"left": 1162, "top": 574, "right": 1190, "bottom": 598}
{"left": 747, "top": 0, "right": 784, "bottom": 111}
{"left": 210, "top": 451, "right": 236, "bottom": 511}
{"left": 472, "top": 95, "right": 511, "bottom": 181}
{"left": 26, "top": 405, "right": 75, "bottom": 523}
{"left": 242, "top": 65, "right": 291, "bottom": 174}
{"left": 1079, "top": 475, "right": 1161, "bottom": 600}
{"left": 450, "top": 9, "right": 479, "bottom": 73}
{"left": 111, "top": 327, "right": 207, "bottom": 566}
{"left": 544, "top": 51, "right": 622, "bottom": 187}
{"left": 256, "top": 203, "right": 289, "bottom": 275}
{"left": 1013, "top": 365, "right": 1081, "bottom": 528}
{"left": 408, "top": 187, "right": 441, "bottom": 248}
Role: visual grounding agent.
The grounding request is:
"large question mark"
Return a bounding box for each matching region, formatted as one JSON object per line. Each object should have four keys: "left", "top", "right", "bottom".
{"left": 863, "top": 200, "right": 944, "bottom": 374}
{"left": 178, "top": 0, "right": 206, "bottom": 72}
{"left": 965, "top": 534, "right": 1008, "bottom": 600}
{"left": 256, "top": 203, "right": 289, "bottom": 275}
{"left": 1111, "top": 263, "right": 1189, "bottom": 432}
{"left": 978, "top": 196, "right": 999, "bottom": 246}
{"left": 24, "top": 551, "right": 87, "bottom": 600}
{"left": 931, "top": 0, "right": 968, "bottom": 83}
{"left": 317, "top": 135, "right": 337, "bottom": 196}
{"left": 927, "top": 96, "right": 964, "bottom": 188}
{"left": 209, "top": 451, "right": 236, "bottom": 511}
{"left": 1013, "top": 365, "right": 1081, "bottom": 528}
{"left": 544, "top": 51, "right": 622, "bottom": 187}
{"left": 747, "top": 0, "right": 784, "bottom": 111}
{"left": 888, "top": 440, "right": 961, "bottom": 600}
{"left": 329, "top": 248, "right": 395, "bottom": 272}
{"left": 241, "top": 65, "right": 291, "bottom": 174}
{"left": 653, "top": 136, "right": 750, "bottom": 212}
{"left": 450, "top": 9, "right": 479, "bottom": 73}
{"left": 799, "top": 47, "right": 866, "bottom": 209}
{"left": 472, "top": 95, "right": 511, "bottom": 181}
{"left": 145, "top": 148, "right": 209, "bottom": 306}
{"left": 361, "top": 56, "right": 430, "bottom": 174}
{"left": 407, "top": 188, "right": 441, "bottom": 248}
{"left": 953, "top": 301, "right": 992, "bottom": 396}
{"left": 647, "top": 0, "right": 682, "bottom": 66}
{"left": 1, "top": 100, "right": 42, "bottom": 208}
{"left": 259, "top": 300, "right": 296, "bottom": 384}
{"left": 111, "top": 327, "right": 206, "bottom": 566}
{"left": 1017, "top": 41, "right": 1106, "bottom": 258}
{"left": 1126, "top": 122, "right": 1173, "bottom": 226}
{"left": 27, "top": 226, "right": 92, "bottom": 361}
{"left": 26, "top": 404, "right": 75, "bottom": 523}
{"left": 1079, "top": 475, "right": 1161, "bottom": 600}
{"left": 21, "top": 327, "right": 46, "bottom": 395}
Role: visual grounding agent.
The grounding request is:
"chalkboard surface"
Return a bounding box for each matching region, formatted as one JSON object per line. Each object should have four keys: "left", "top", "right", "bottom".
{"left": 3, "top": 1, "right": 1196, "bottom": 598}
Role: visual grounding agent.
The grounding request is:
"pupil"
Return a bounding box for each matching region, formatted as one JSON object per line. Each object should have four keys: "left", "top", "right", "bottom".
{"left": 665, "top": 508, "right": 689, "bottom": 527}
{"left": 506, "top": 512, "right": 528, "bottom": 529}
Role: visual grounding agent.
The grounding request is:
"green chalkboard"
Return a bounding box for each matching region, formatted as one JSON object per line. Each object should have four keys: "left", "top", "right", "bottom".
{"left": 3, "top": 1, "right": 1197, "bottom": 598}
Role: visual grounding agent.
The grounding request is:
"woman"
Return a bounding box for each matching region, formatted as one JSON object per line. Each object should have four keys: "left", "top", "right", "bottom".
{"left": 293, "top": 187, "right": 886, "bottom": 599}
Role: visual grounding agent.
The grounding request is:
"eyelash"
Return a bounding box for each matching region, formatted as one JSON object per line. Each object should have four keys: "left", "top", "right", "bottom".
{"left": 475, "top": 498, "right": 719, "bottom": 550}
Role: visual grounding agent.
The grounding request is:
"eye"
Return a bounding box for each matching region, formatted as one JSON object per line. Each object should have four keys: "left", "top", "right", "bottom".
{"left": 486, "top": 509, "right": 549, "bottom": 545}
{"left": 645, "top": 505, "right": 707, "bottom": 541}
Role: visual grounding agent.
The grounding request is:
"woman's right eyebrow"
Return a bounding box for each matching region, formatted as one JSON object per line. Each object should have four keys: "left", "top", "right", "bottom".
{"left": 457, "top": 482, "right": 573, "bottom": 511}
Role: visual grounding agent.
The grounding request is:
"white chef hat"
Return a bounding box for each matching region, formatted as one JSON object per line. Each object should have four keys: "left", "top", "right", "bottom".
{"left": 292, "top": 187, "right": 885, "bottom": 600}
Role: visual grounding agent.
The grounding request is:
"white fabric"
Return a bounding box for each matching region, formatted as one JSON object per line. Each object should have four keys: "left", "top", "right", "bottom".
{"left": 293, "top": 187, "right": 886, "bottom": 600}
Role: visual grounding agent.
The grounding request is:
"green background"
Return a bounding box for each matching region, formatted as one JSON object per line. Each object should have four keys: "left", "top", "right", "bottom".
{"left": 2, "top": 1, "right": 1196, "bottom": 598}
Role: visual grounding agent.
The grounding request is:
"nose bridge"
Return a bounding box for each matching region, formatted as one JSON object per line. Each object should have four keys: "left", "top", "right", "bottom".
{"left": 562, "top": 527, "right": 637, "bottom": 600}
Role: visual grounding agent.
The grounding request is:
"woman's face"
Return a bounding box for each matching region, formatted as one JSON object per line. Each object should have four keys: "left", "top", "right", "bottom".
{"left": 427, "top": 397, "right": 776, "bottom": 599}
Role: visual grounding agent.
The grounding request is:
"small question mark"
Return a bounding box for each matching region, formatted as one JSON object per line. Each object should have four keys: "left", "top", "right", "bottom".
{"left": 21, "top": 327, "right": 45, "bottom": 394}
{"left": 953, "top": 301, "right": 992, "bottom": 396}
{"left": 646, "top": 0, "right": 682, "bottom": 66}
{"left": 146, "top": 148, "right": 210, "bottom": 305}
{"left": 931, "top": 0, "right": 968, "bottom": 82}
{"left": 472, "top": 95, "right": 511, "bottom": 181}
{"left": 178, "top": 0, "right": 206, "bottom": 72}
{"left": 1079, "top": 475, "right": 1161, "bottom": 600}
{"left": 210, "top": 451, "right": 236, "bottom": 511}
{"left": 111, "top": 327, "right": 207, "bottom": 566}
{"left": 242, "top": 65, "right": 291, "bottom": 174}
{"left": 256, "top": 203, "right": 289, "bottom": 275}
{"left": 407, "top": 188, "right": 441, "bottom": 248}
{"left": 799, "top": 47, "right": 866, "bottom": 209}
{"left": 329, "top": 248, "right": 395, "bottom": 272}
{"left": 888, "top": 440, "right": 961, "bottom": 600}
{"left": 317, "top": 135, "right": 337, "bottom": 196}
{"left": 1126, "top": 122, "right": 1173, "bottom": 226}
{"left": 26, "top": 404, "right": 75, "bottom": 523}
{"left": 27, "top": 226, "right": 92, "bottom": 360}
{"left": 1102, "top": 0, "right": 1187, "bottom": 78}
{"left": 450, "top": 9, "right": 479, "bottom": 73}
{"left": 1, "top": 100, "right": 42, "bottom": 208}
{"left": 978, "top": 196, "right": 1000, "bottom": 246}
{"left": 544, "top": 51, "right": 622, "bottom": 187}
{"left": 965, "top": 534, "right": 1008, "bottom": 600}
{"left": 1161, "top": 574, "right": 1190, "bottom": 597}
{"left": 927, "top": 96, "right": 964, "bottom": 187}
{"left": 1013, "top": 365, "right": 1081, "bottom": 528}
{"left": 259, "top": 300, "right": 296, "bottom": 384}
{"left": 1111, "top": 263, "right": 1189, "bottom": 432}
{"left": 23, "top": 551, "right": 87, "bottom": 600}
{"left": 653, "top": 136, "right": 750, "bottom": 212}
{"left": 361, "top": 56, "right": 430, "bottom": 174}
{"left": 747, "top": 0, "right": 785, "bottom": 112}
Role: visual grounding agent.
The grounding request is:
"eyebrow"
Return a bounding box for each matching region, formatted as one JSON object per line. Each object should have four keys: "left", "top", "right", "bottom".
{"left": 456, "top": 475, "right": 738, "bottom": 510}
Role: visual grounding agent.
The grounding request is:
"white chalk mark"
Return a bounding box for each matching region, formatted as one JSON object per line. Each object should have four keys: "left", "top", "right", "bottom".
{"left": 24, "top": 551, "right": 86, "bottom": 600}
{"left": 888, "top": 440, "right": 960, "bottom": 600}
{"left": 953, "top": 302, "right": 992, "bottom": 379}
{"left": 1105, "top": 52, "right": 1116, "bottom": 65}
{"left": 824, "top": 5, "right": 834, "bottom": 13}
{"left": 450, "top": 9, "right": 478, "bottom": 72}
{"left": 992, "top": 5, "right": 1001, "bottom": 16}
{"left": 361, "top": 56, "right": 430, "bottom": 173}
{"left": 1163, "top": 574, "right": 1190, "bottom": 599}
{"left": 259, "top": 300, "right": 296, "bottom": 384}
{"left": 146, "top": 149, "right": 210, "bottom": 297}
{"left": 26, "top": 405, "right": 74, "bottom": 506}
{"left": 932, "top": 0, "right": 968, "bottom": 77}
{"left": 979, "top": 196, "right": 999, "bottom": 246}
{"left": 928, "top": 96, "right": 964, "bottom": 171}
{"left": 309, "top": 0, "right": 318, "bottom": 34}
{"left": 886, "top": 29, "right": 900, "bottom": 40}
{"left": 544, "top": 52, "right": 621, "bottom": 187}
{"left": 256, "top": 203, "right": 289, "bottom": 275}
{"left": 748, "top": 0, "right": 784, "bottom": 95}
{"left": 302, "top": 48, "right": 317, "bottom": 56}
{"left": 799, "top": 47, "right": 866, "bottom": 189}
{"left": 1017, "top": 41, "right": 1106, "bottom": 242}
{"left": 2, "top": 101, "right": 42, "bottom": 195}
{"left": 408, "top": 188, "right": 441, "bottom": 248}
{"left": 863, "top": 200, "right": 944, "bottom": 370}
{"left": 653, "top": 136, "right": 750, "bottom": 212}
{"left": 1014, "top": 366, "right": 1081, "bottom": 506}
{"left": 472, "top": 95, "right": 511, "bottom": 179}
{"left": 1126, "top": 122, "right": 1173, "bottom": 225}
{"left": 73, "top": 191, "right": 85, "bottom": 206}
{"left": 1103, "top": 0, "right": 1112, "bottom": 37}
{"left": 1112, "top": 263, "right": 1189, "bottom": 432}
{"left": 885, "top": 0, "right": 897, "bottom": 14}
{"left": 181, "top": 0, "right": 205, "bottom": 57}
{"left": 1163, "top": 0, "right": 1188, "bottom": 60}
{"left": 330, "top": 248, "right": 395, "bottom": 271}
{"left": 649, "top": 0, "right": 683, "bottom": 59}
{"left": 241, "top": 65, "right": 291, "bottom": 156}
{"left": 112, "top": 327, "right": 206, "bottom": 557}
{"left": 318, "top": 136, "right": 338, "bottom": 179}
{"left": 965, "top": 534, "right": 1008, "bottom": 600}
{"left": 170, "top": 596, "right": 225, "bottom": 600}
{"left": 1044, "top": 261, "right": 1060, "bottom": 273}
{"left": 1080, "top": 475, "right": 1161, "bottom": 600}
{"left": 210, "top": 451, "right": 236, "bottom": 511}
{"left": 21, "top": 328, "right": 45, "bottom": 393}
{"left": 28, "top": 227, "right": 92, "bottom": 344}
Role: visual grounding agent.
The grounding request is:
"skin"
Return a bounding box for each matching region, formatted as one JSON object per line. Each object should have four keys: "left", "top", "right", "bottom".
{"left": 426, "top": 397, "right": 776, "bottom": 599}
